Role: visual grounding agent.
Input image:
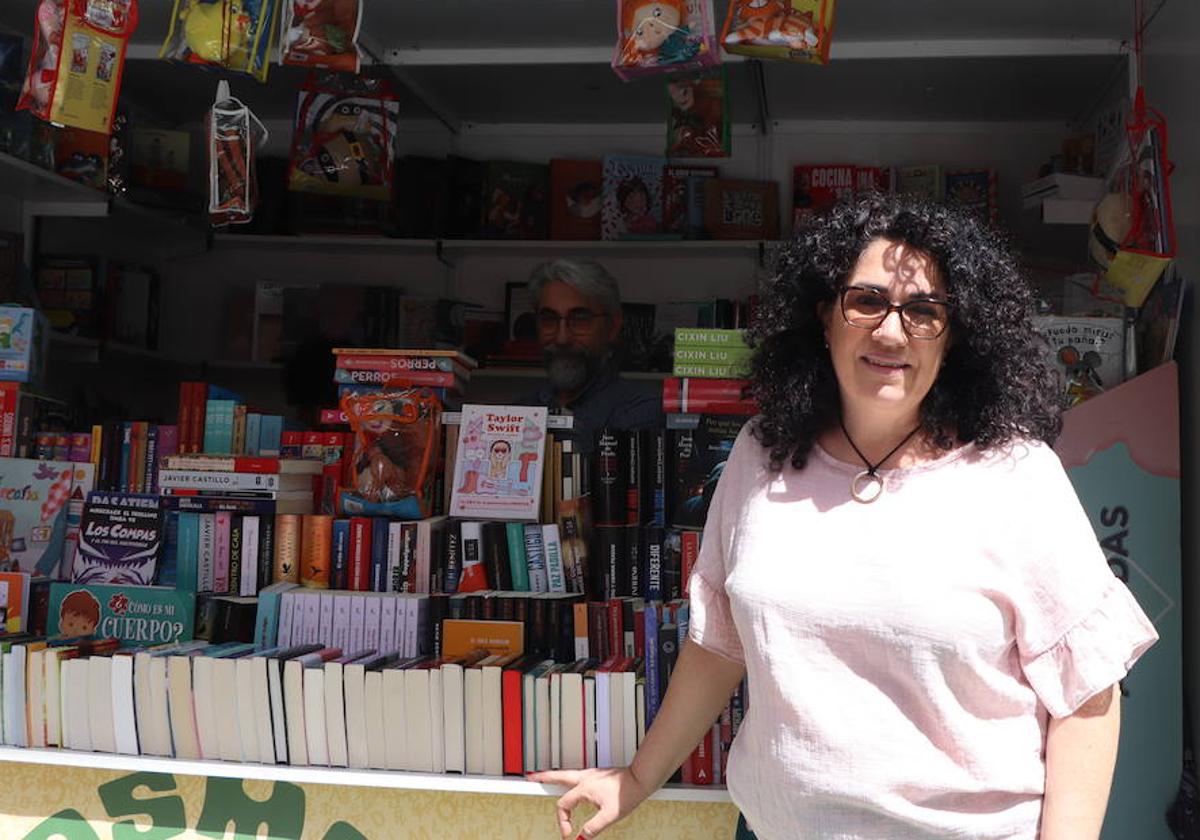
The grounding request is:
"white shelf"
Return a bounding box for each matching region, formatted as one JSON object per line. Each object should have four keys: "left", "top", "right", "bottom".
{"left": 211, "top": 234, "right": 770, "bottom": 258}
{"left": 0, "top": 151, "right": 109, "bottom": 216}
{"left": 0, "top": 746, "right": 731, "bottom": 802}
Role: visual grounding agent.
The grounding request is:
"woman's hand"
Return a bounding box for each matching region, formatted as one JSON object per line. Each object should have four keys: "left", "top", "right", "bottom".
{"left": 528, "top": 766, "right": 654, "bottom": 839}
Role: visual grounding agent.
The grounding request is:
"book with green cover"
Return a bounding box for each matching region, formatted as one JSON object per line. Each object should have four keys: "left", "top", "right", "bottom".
{"left": 46, "top": 582, "right": 194, "bottom": 646}
{"left": 674, "top": 328, "right": 750, "bottom": 348}
{"left": 505, "top": 522, "right": 530, "bottom": 592}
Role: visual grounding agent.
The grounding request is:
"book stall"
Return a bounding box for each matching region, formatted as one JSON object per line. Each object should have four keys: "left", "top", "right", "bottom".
{"left": 0, "top": 0, "right": 1190, "bottom": 838}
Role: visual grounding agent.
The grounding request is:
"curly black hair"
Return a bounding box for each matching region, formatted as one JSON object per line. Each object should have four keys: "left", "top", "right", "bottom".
{"left": 748, "top": 193, "right": 1062, "bottom": 472}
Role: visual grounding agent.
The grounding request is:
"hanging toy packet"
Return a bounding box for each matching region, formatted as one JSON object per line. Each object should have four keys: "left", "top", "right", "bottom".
{"left": 18, "top": 0, "right": 139, "bottom": 135}
{"left": 666, "top": 68, "right": 731, "bottom": 158}
{"left": 720, "top": 0, "right": 836, "bottom": 65}
{"left": 612, "top": 0, "right": 721, "bottom": 81}
{"left": 207, "top": 80, "right": 268, "bottom": 226}
{"left": 160, "top": 0, "right": 282, "bottom": 83}
{"left": 339, "top": 387, "right": 442, "bottom": 520}
{"left": 287, "top": 74, "right": 400, "bottom": 201}
{"left": 279, "top": 0, "right": 363, "bottom": 74}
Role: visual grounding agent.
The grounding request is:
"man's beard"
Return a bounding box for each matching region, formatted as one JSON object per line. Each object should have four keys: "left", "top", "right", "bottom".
{"left": 544, "top": 345, "right": 605, "bottom": 395}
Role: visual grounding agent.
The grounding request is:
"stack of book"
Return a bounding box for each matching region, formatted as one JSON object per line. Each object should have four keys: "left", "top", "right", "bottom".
{"left": 672, "top": 328, "right": 753, "bottom": 379}
{"left": 332, "top": 348, "right": 476, "bottom": 411}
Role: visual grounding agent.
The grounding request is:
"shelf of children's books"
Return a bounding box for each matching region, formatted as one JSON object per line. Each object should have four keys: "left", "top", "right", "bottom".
{"left": 0, "top": 746, "right": 732, "bottom": 802}
{"left": 0, "top": 151, "right": 109, "bottom": 215}
{"left": 474, "top": 367, "right": 670, "bottom": 380}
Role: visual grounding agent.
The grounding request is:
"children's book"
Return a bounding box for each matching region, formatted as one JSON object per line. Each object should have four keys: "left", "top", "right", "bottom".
{"left": 46, "top": 582, "right": 194, "bottom": 645}
{"left": 480, "top": 161, "right": 550, "bottom": 240}
{"left": 72, "top": 492, "right": 163, "bottom": 586}
{"left": 0, "top": 457, "right": 75, "bottom": 576}
{"left": 944, "top": 169, "right": 999, "bottom": 226}
{"left": 1032, "top": 316, "right": 1126, "bottom": 407}
{"left": 450, "top": 405, "right": 548, "bottom": 521}
{"left": 602, "top": 155, "right": 667, "bottom": 240}
{"left": 549, "top": 160, "right": 603, "bottom": 241}
{"left": 0, "top": 571, "right": 30, "bottom": 633}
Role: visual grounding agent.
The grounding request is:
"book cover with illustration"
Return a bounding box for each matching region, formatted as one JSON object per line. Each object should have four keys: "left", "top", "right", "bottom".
{"left": 46, "top": 582, "right": 194, "bottom": 645}
{"left": 450, "top": 405, "right": 548, "bottom": 521}
{"left": 668, "top": 414, "right": 750, "bottom": 529}
{"left": 944, "top": 169, "right": 998, "bottom": 226}
{"left": 602, "top": 155, "right": 667, "bottom": 240}
{"left": 0, "top": 457, "right": 75, "bottom": 576}
{"left": 479, "top": 161, "right": 550, "bottom": 239}
{"left": 1033, "top": 316, "right": 1126, "bottom": 407}
{"left": 549, "top": 159, "right": 604, "bottom": 240}
{"left": 0, "top": 570, "right": 30, "bottom": 633}
{"left": 72, "top": 492, "right": 164, "bottom": 586}
{"left": 663, "top": 165, "right": 718, "bottom": 235}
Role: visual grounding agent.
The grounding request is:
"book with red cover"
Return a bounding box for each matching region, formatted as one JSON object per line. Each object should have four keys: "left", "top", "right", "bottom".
{"left": 854, "top": 166, "right": 889, "bottom": 194}
{"left": 661, "top": 377, "right": 756, "bottom": 415}
{"left": 689, "top": 726, "right": 714, "bottom": 785}
{"left": 500, "top": 654, "right": 539, "bottom": 775}
{"left": 681, "top": 531, "right": 701, "bottom": 596}
{"left": 792, "top": 164, "right": 856, "bottom": 225}
{"left": 334, "top": 368, "right": 466, "bottom": 390}
{"left": 348, "top": 517, "right": 372, "bottom": 591}
{"left": 549, "top": 160, "right": 603, "bottom": 241}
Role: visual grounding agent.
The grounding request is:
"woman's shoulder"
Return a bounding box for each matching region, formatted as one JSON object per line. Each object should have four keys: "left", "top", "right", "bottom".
{"left": 962, "top": 436, "right": 1070, "bottom": 486}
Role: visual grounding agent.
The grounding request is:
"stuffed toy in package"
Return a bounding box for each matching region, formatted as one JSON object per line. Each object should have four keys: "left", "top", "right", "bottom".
{"left": 279, "top": 0, "right": 362, "bottom": 73}
{"left": 612, "top": 0, "right": 721, "bottom": 81}
{"left": 160, "top": 0, "right": 282, "bottom": 83}
{"left": 720, "top": 0, "right": 837, "bottom": 65}
{"left": 18, "top": 0, "right": 139, "bottom": 134}
{"left": 287, "top": 74, "right": 400, "bottom": 201}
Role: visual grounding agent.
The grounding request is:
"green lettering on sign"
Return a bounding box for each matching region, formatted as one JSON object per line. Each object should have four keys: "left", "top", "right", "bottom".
{"left": 21, "top": 809, "right": 102, "bottom": 840}
{"left": 195, "top": 778, "right": 305, "bottom": 840}
{"left": 98, "top": 772, "right": 186, "bottom": 840}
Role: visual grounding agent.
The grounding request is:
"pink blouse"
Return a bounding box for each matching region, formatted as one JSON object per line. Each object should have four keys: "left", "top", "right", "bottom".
{"left": 688, "top": 426, "right": 1158, "bottom": 840}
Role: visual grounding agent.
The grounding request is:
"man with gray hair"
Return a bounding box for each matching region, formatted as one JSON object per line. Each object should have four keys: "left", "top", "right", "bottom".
{"left": 523, "top": 259, "right": 661, "bottom": 456}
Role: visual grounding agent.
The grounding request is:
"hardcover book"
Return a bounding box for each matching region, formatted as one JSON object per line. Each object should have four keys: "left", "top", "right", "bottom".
{"left": 602, "top": 155, "right": 667, "bottom": 241}
{"left": 480, "top": 161, "right": 550, "bottom": 240}
{"left": 1032, "top": 316, "right": 1126, "bottom": 407}
{"left": 450, "top": 405, "right": 549, "bottom": 521}
{"left": 549, "top": 159, "right": 604, "bottom": 241}
{"left": 72, "top": 492, "right": 163, "bottom": 586}
{"left": 663, "top": 165, "right": 718, "bottom": 236}
{"left": 944, "top": 169, "right": 999, "bottom": 226}
{"left": 792, "top": 164, "right": 855, "bottom": 226}
{"left": 703, "top": 179, "right": 780, "bottom": 240}
{"left": 47, "top": 582, "right": 194, "bottom": 645}
{"left": 0, "top": 457, "right": 75, "bottom": 576}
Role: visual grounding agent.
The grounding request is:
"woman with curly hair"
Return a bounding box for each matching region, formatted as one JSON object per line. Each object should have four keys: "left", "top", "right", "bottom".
{"left": 532, "top": 195, "right": 1157, "bottom": 840}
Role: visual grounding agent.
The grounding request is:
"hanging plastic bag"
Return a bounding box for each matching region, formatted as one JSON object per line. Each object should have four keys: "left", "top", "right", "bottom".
{"left": 286, "top": 73, "right": 400, "bottom": 201}
{"left": 612, "top": 0, "right": 721, "bottom": 81}
{"left": 207, "top": 80, "right": 267, "bottom": 226}
{"left": 339, "top": 386, "right": 442, "bottom": 520}
{"left": 1088, "top": 88, "right": 1176, "bottom": 308}
{"left": 666, "top": 67, "right": 730, "bottom": 158}
{"left": 18, "top": 0, "right": 138, "bottom": 135}
{"left": 720, "top": 0, "right": 836, "bottom": 65}
{"left": 160, "top": 0, "right": 282, "bottom": 83}
{"left": 279, "top": 0, "right": 362, "bottom": 74}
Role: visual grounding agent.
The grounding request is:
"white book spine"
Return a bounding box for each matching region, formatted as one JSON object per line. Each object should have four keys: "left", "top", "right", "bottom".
{"left": 429, "top": 668, "right": 445, "bottom": 773}
{"left": 111, "top": 655, "right": 138, "bottom": 755}
{"left": 324, "top": 662, "right": 348, "bottom": 768}
{"left": 318, "top": 593, "right": 337, "bottom": 648}
{"left": 333, "top": 594, "right": 353, "bottom": 652}
{"left": 303, "top": 667, "right": 330, "bottom": 766}
{"left": 349, "top": 595, "right": 367, "bottom": 654}
{"left": 542, "top": 525, "right": 567, "bottom": 594}
{"left": 197, "top": 514, "right": 216, "bottom": 593}
{"left": 300, "top": 593, "right": 321, "bottom": 647}
{"left": 159, "top": 470, "right": 282, "bottom": 491}
{"left": 276, "top": 592, "right": 296, "bottom": 649}
{"left": 364, "top": 671, "right": 387, "bottom": 770}
{"left": 363, "top": 595, "right": 382, "bottom": 653}
{"left": 382, "top": 668, "right": 407, "bottom": 771}
{"left": 379, "top": 595, "right": 398, "bottom": 654}
{"left": 240, "top": 515, "right": 260, "bottom": 596}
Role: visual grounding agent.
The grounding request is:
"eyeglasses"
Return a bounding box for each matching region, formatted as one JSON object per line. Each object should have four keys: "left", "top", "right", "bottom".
{"left": 839, "top": 286, "right": 951, "bottom": 340}
{"left": 536, "top": 307, "right": 608, "bottom": 335}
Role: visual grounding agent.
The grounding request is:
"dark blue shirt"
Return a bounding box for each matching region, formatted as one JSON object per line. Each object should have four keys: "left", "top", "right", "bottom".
{"left": 520, "top": 362, "right": 662, "bottom": 457}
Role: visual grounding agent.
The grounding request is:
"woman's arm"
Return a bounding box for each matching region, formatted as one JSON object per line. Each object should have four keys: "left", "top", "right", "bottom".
{"left": 1040, "top": 684, "right": 1121, "bottom": 840}
{"left": 529, "top": 639, "right": 747, "bottom": 839}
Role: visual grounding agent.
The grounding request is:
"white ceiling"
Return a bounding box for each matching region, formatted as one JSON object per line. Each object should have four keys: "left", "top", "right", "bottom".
{"left": 0, "top": 1, "right": 1132, "bottom": 128}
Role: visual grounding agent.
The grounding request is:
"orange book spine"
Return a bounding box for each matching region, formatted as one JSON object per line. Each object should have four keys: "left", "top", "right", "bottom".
{"left": 273, "top": 514, "right": 302, "bottom": 583}
{"left": 300, "top": 514, "right": 333, "bottom": 588}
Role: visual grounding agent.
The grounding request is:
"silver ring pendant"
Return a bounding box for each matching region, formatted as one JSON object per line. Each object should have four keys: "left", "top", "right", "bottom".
{"left": 851, "top": 470, "right": 884, "bottom": 504}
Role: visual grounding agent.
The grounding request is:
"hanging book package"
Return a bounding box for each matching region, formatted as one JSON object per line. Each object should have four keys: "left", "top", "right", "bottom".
{"left": 612, "top": 0, "right": 722, "bottom": 81}
{"left": 720, "top": 0, "right": 836, "bottom": 65}
{"left": 339, "top": 385, "right": 442, "bottom": 520}
{"left": 1089, "top": 87, "right": 1177, "bottom": 308}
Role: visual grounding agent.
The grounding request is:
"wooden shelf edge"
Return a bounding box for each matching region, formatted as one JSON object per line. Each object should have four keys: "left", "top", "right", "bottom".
{"left": 0, "top": 746, "right": 732, "bottom": 802}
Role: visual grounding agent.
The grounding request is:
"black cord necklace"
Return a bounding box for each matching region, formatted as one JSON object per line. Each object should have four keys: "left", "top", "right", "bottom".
{"left": 839, "top": 418, "right": 923, "bottom": 504}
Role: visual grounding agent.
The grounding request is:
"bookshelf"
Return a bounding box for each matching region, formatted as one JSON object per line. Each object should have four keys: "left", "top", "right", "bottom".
{"left": 0, "top": 746, "right": 732, "bottom": 802}
{"left": 0, "top": 151, "right": 108, "bottom": 215}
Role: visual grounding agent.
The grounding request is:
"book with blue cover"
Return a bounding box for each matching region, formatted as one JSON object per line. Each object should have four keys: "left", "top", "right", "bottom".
{"left": 47, "top": 582, "right": 194, "bottom": 645}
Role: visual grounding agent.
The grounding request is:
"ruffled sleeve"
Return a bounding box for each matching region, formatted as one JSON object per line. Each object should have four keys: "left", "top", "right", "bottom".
{"left": 1009, "top": 443, "right": 1159, "bottom": 718}
{"left": 1019, "top": 577, "right": 1158, "bottom": 718}
{"left": 686, "top": 426, "right": 753, "bottom": 665}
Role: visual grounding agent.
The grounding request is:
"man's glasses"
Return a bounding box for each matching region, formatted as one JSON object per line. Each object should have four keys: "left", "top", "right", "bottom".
{"left": 839, "top": 286, "right": 951, "bottom": 340}
{"left": 536, "top": 307, "right": 608, "bottom": 335}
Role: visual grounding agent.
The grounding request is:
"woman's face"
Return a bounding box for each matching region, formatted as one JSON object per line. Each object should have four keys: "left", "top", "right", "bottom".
{"left": 821, "top": 237, "right": 951, "bottom": 427}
